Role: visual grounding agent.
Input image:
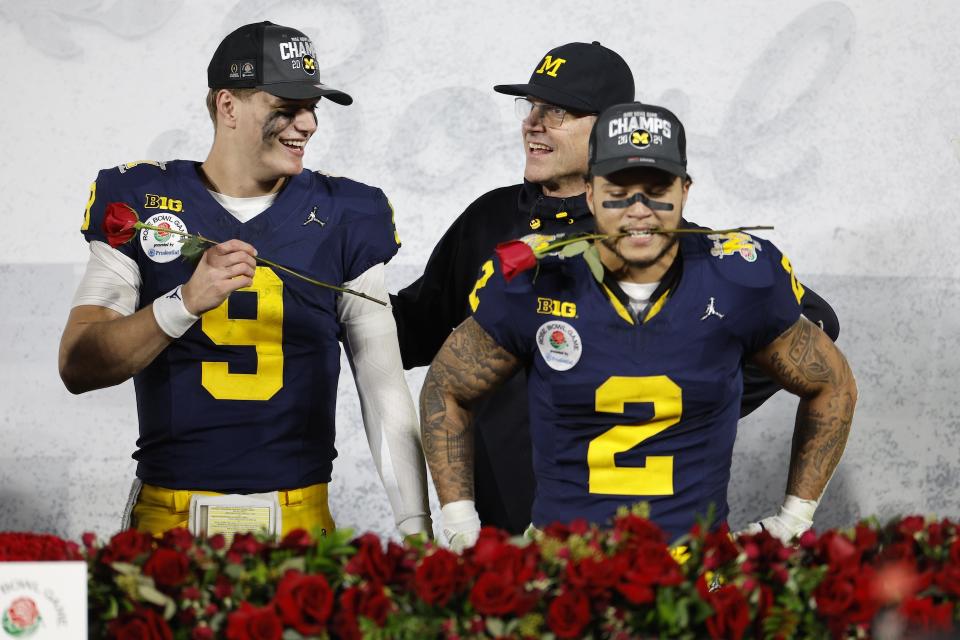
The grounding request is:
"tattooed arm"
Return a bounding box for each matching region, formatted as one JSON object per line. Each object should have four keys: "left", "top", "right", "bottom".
{"left": 742, "top": 316, "right": 858, "bottom": 541}
{"left": 420, "top": 317, "right": 522, "bottom": 506}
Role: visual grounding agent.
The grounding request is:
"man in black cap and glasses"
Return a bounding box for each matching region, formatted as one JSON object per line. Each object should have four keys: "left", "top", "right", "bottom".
{"left": 59, "top": 21, "right": 431, "bottom": 540}
{"left": 420, "top": 101, "right": 857, "bottom": 546}
{"left": 392, "top": 43, "right": 841, "bottom": 549}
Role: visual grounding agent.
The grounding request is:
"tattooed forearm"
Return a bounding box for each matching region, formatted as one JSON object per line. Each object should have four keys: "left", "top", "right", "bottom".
{"left": 786, "top": 398, "right": 854, "bottom": 498}
{"left": 753, "top": 316, "right": 857, "bottom": 500}
{"left": 420, "top": 318, "right": 521, "bottom": 505}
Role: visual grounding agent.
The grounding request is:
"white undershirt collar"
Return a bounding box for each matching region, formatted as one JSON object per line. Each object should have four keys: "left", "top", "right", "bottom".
{"left": 617, "top": 280, "right": 660, "bottom": 319}
{"left": 207, "top": 190, "right": 277, "bottom": 223}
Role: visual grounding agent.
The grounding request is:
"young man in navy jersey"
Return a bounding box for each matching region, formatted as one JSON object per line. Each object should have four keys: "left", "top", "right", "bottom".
{"left": 421, "top": 102, "right": 857, "bottom": 548}
{"left": 393, "top": 42, "right": 841, "bottom": 545}
{"left": 59, "top": 21, "right": 431, "bottom": 538}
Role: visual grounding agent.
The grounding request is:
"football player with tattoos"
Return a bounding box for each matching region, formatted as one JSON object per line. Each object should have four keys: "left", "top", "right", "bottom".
{"left": 394, "top": 42, "right": 840, "bottom": 539}
{"left": 422, "top": 102, "right": 856, "bottom": 549}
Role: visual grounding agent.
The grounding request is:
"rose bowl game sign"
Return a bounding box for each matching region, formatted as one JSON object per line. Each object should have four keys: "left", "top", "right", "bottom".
{"left": 0, "top": 563, "right": 86, "bottom": 638}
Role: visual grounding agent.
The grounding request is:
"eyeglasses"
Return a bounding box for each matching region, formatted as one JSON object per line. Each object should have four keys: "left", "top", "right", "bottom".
{"left": 514, "top": 97, "right": 570, "bottom": 128}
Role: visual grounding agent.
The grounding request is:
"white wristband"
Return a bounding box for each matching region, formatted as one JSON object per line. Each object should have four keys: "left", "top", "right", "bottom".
{"left": 152, "top": 285, "right": 199, "bottom": 338}
{"left": 781, "top": 494, "right": 818, "bottom": 524}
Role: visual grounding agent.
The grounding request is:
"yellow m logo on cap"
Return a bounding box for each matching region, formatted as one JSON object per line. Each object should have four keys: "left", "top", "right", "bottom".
{"left": 536, "top": 56, "right": 567, "bottom": 77}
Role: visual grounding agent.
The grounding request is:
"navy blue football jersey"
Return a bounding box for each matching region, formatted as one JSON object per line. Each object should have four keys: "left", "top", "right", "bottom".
{"left": 470, "top": 228, "right": 804, "bottom": 541}
{"left": 80, "top": 159, "right": 400, "bottom": 492}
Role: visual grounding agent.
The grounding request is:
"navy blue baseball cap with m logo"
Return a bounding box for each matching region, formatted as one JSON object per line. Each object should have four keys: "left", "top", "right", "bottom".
{"left": 494, "top": 41, "right": 635, "bottom": 113}
{"left": 208, "top": 21, "right": 352, "bottom": 104}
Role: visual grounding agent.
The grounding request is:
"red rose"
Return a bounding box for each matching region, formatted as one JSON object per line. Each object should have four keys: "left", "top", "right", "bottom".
{"left": 191, "top": 626, "right": 214, "bottom": 640}
{"left": 331, "top": 584, "right": 393, "bottom": 640}
{"left": 612, "top": 513, "right": 667, "bottom": 547}
{"left": 80, "top": 532, "right": 99, "bottom": 555}
{"left": 160, "top": 527, "right": 195, "bottom": 552}
{"left": 414, "top": 548, "right": 463, "bottom": 606}
{"left": 852, "top": 522, "right": 878, "bottom": 553}
{"left": 566, "top": 555, "right": 623, "bottom": 599}
{"left": 143, "top": 547, "right": 190, "bottom": 588}
{"left": 103, "top": 202, "right": 141, "bottom": 248}
{"left": 467, "top": 529, "right": 540, "bottom": 583}
{"left": 107, "top": 606, "right": 173, "bottom": 640}
{"left": 214, "top": 574, "right": 235, "bottom": 600}
{"left": 279, "top": 528, "right": 312, "bottom": 550}
{"left": 274, "top": 570, "right": 334, "bottom": 635}
{"left": 899, "top": 596, "right": 955, "bottom": 632}
{"left": 702, "top": 583, "right": 750, "bottom": 640}
{"left": 703, "top": 524, "right": 739, "bottom": 570}
{"left": 357, "top": 583, "right": 392, "bottom": 627}
{"left": 331, "top": 587, "right": 362, "bottom": 640}
{"left": 469, "top": 570, "right": 523, "bottom": 616}
{"left": 927, "top": 520, "right": 947, "bottom": 546}
{"left": 345, "top": 533, "right": 391, "bottom": 583}
{"left": 495, "top": 240, "right": 537, "bottom": 282}
{"left": 814, "top": 572, "right": 855, "bottom": 616}
{"left": 626, "top": 542, "right": 684, "bottom": 587}
{"left": 225, "top": 602, "right": 282, "bottom": 640}
{"left": 546, "top": 590, "right": 591, "bottom": 639}
{"left": 846, "top": 567, "right": 880, "bottom": 626}
{"left": 878, "top": 540, "right": 916, "bottom": 564}
{"left": 935, "top": 563, "right": 960, "bottom": 597}
{"left": 226, "top": 533, "right": 265, "bottom": 563}
{"left": 101, "top": 529, "right": 154, "bottom": 564}
{"left": 895, "top": 515, "right": 926, "bottom": 539}
{"left": 542, "top": 522, "right": 572, "bottom": 540}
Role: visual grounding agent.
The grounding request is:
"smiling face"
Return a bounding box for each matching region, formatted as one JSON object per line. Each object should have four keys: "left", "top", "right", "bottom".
{"left": 521, "top": 96, "right": 596, "bottom": 198}
{"left": 233, "top": 91, "right": 319, "bottom": 180}
{"left": 586, "top": 167, "right": 691, "bottom": 283}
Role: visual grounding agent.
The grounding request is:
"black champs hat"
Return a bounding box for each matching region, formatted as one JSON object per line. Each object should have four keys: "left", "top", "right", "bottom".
{"left": 494, "top": 41, "right": 634, "bottom": 113}
{"left": 589, "top": 102, "right": 687, "bottom": 179}
{"left": 207, "top": 21, "right": 352, "bottom": 104}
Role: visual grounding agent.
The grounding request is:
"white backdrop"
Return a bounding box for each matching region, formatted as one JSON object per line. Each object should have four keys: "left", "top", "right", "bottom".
{"left": 1, "top": 0, "right": 958, "bottom": 541}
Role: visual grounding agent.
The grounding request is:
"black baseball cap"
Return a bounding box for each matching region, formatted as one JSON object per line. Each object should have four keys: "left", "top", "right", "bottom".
{"left": 207, "top": 21, "right": 352, "bottom": 105}
{"left": 494, "top": 41, "right": 634, "bottom": 113}
{"left": 589, "top": 103, "right": 687, "bottom": 179}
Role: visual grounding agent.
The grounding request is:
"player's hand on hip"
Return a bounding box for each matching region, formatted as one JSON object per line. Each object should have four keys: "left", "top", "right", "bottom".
{"left": 182, "top": 239, "right": 258, "bottom": 315}
{"left": 737, "top": 495, "right": 817, "bottom": 545}
{"left": 441, "top": 500, "right": 481, "bottom": 553}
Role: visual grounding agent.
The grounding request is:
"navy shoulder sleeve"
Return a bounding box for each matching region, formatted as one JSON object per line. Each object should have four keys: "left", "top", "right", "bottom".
{"left": 80, "top": 161, "right": 171, "bottom": 261}
{"left": 701, "top": 231, "right": 804, "bottom": 354}
{"left": 469, "top": 254, "right": 537, "bottom": 359}
{"left": 325, "top": 175, "right": 401, "bottom": 281}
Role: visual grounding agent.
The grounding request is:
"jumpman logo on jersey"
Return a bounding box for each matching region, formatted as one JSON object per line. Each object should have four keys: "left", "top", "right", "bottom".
{"left": 167, "top": 287, "right": 182, "bottom": 301}
{"left": 700, "top": 297, "right": 724, "bottom": 320}
{"left": 303, "top": 206, "right": 325, "bottom": 226}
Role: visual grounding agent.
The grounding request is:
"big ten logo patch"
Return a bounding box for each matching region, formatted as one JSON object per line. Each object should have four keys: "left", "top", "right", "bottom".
{"left": 537, "top": 297, "right": 577, "bottom": 318}
{"left": 535, "top": 55, "right": 566, "bottom": 77}
{"left": 144, "top": 194, "right": 183, "bottom": 213}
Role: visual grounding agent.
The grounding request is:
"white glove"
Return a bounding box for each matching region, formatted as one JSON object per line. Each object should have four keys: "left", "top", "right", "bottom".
{"left": 739, "top": 495, "right": 818, "bottom": 544}
{"left": 441, "top": 500, "right": 481, "bottom": 553}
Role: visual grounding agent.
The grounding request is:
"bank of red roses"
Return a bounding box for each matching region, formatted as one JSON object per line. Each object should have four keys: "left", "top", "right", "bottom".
{"left": 2, "top": 510, "right": 958, "bottom": 639}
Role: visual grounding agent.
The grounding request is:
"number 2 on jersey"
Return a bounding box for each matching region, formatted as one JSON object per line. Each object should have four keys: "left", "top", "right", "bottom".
{"left": 201, "top": 267, "right": 284, "bottom": 401}
{"left": 588, "top": 376, "right": 682, "bottom": 495}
